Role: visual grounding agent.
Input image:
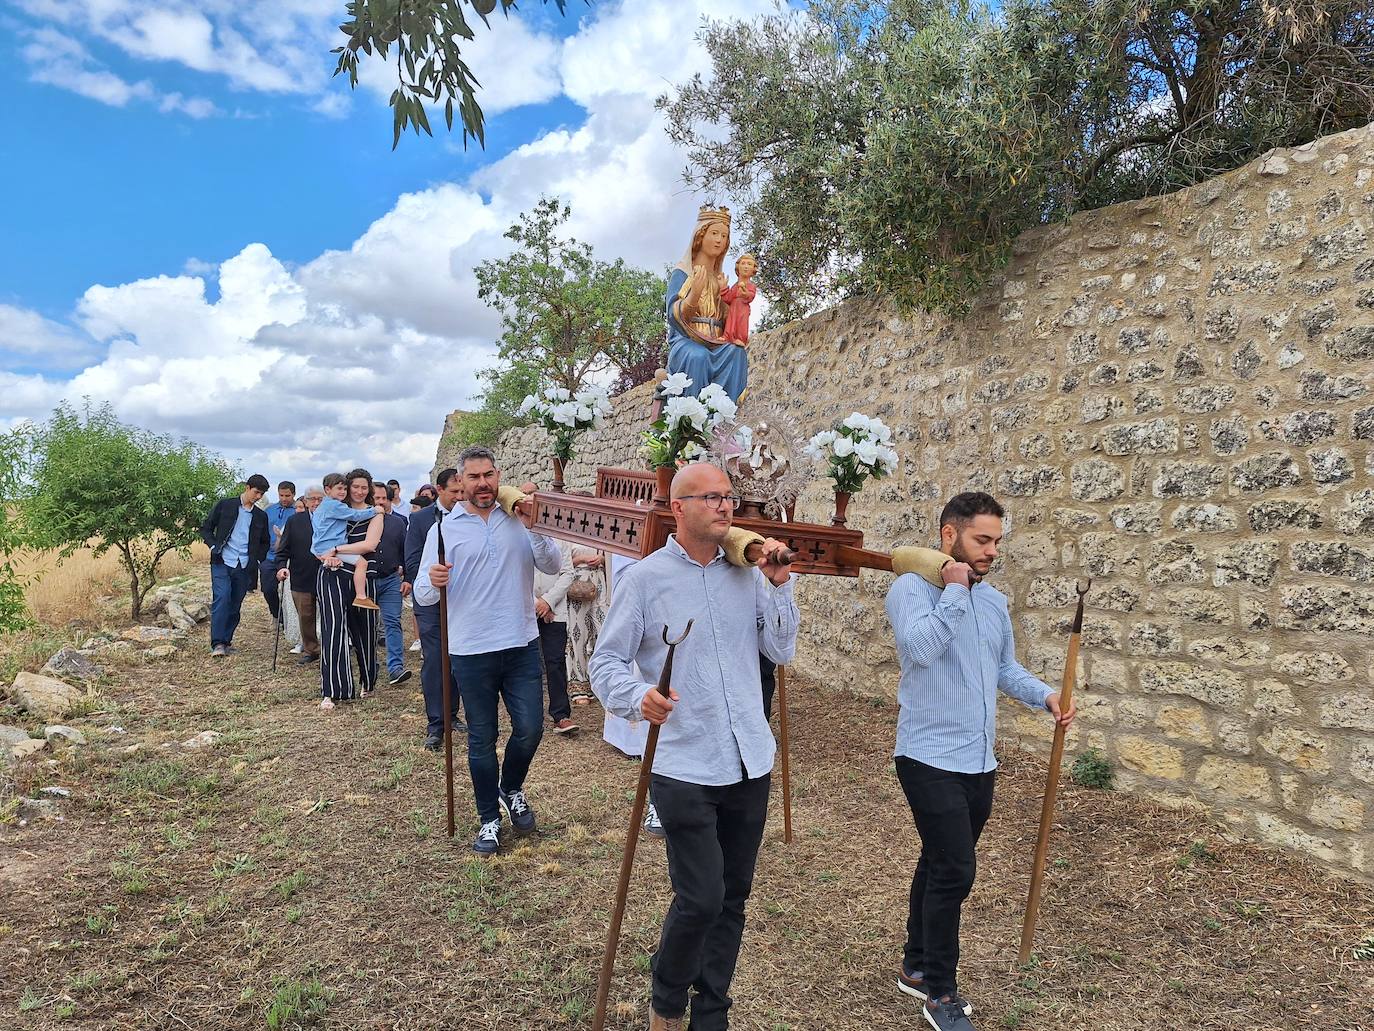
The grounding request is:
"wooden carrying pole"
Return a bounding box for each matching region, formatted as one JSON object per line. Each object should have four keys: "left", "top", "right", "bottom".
{"left": 1018, "top": 579, "right": 1091, "bottom": 964}
{"left": 776, "top": 663, "right": 792, "bottom": 844}
{"left": 435, "top": 515, "right": 456, "bottom": 840}
{"left": 591, "top": 621, "right": 693, "bottom": 1031}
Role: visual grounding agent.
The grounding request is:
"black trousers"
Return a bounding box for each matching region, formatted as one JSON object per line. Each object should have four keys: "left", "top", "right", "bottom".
{"left": 537, "top": 619, "right": 570, "bottom": 721}
{"left": 896, "top": 756, "right": 996, "bottom": 998}
{"left": 415, "top": 602, "right": 460, "bottom": 737}
{"left": 651, "top": 773, "right": 770, "bottom": 1030}
{"left": 759, "top": 653, "right": 777, "bottom": 721}
{"left": 259, "top": 557, "right": 282, "bottom": 622}
{"left": 317, "top": 566, "right": 377, "bottom": 701}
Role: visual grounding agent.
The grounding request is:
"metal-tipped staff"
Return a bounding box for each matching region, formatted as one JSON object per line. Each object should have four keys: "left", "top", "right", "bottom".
{"left": 776, "top": 663, "right": 792, "bottom": 844}
{"left": 591, "top": 620, "right": 694, "bottom": 1031}
{"left": 435, "top": 511, "right": 457, "bottom": 840}
{"left": 271, "top": 579, "right": 285, "bottom": 673}
{"left": 1018, "top": 578, "right": 1091, "bottom": 965}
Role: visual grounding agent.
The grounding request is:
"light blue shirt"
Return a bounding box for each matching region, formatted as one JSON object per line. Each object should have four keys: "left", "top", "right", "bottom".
{"left": 885, "top": 575, "right": 1053, "bottom": 774}
{"left": 310, "top": 497, "right": 381, "bottom": 556}
{"left": 221, "top": 503, "right": 255, "bottom": 569}
{"left": 264, "top": 501, "right": 294, "bottom": 555}
{"left": 413, "top": 505, "right": 563, "bottom": 655}
{"left": 590, "top": 535, "right": 799, "bottom": 786}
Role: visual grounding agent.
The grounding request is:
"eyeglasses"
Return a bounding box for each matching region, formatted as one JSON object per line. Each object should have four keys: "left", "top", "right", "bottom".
{"left": 677, "top": 493, "right": 742, "bottom": 511}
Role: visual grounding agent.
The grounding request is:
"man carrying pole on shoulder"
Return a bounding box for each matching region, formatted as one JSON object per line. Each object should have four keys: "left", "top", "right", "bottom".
{"left": 884, "top": 491, "right": 1075, "bottom": 1031}
{"left": 590, "top": 462, "right": 798, "bottom": 1031}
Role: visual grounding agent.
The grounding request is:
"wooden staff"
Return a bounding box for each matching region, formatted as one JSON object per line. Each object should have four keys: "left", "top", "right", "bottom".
{"left": 435, "top": 512, "right": 456, "bottom": 839}
{"left": 591, "top": 620, "right": 694, "bottom": 1031}
{"left": 776, "top": 662, "right": 792, "bottom": 844}
{"left": 1018, "top": 578, "right": 1091, "bottom": 964}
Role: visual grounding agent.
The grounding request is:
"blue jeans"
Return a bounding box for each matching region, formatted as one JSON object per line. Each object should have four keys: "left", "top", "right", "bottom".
{"left": 416, "top": 603, "right": 459, "bottom": 737}
{"left": 375, "top": 572, "right": 405, "bottom": 675}
{"left": 209, "top": 560, "right": 253, "bottom": 647}
{"left": 453, "top": 640, "right": 545, "bottom": 824}
{"left": 258, "top": 557, "right": 281, "bottom": 622}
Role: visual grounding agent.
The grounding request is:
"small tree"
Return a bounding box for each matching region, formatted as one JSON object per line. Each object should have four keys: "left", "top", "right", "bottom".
{"left": 0, "top": 427, "right": 33, "bottom": 632}
{"left": 444, "top": 360, "right": 543, "bottom": 449}
{"left": 23, "top": 403, "right": 239, "bottom": 622}
{"left": 475, "top": 197, "right": 666, "bottom": 395}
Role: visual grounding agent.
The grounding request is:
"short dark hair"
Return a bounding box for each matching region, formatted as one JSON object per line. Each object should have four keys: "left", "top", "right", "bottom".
{"left": 322, "top": 472, "right": 345, "bottom": 490}
{"left": 435, "top": 467, "right": 459, "bottom": 488}
{"left": 409, "top": 495, "right": 434, "bottom": 509}
{"left": 246, "top": 474, "right": 270, "bottom": 492}
{"left": 278, "top": 480, "right": 296, "bottom": 492}
{"left": 458, "top": 446, "right": 497, "bottom": 471}
{"left": 387, "top": 485, "right": 399, "bottom": 500}
{"left": 387, "top": 479, "right": 400, "bottom": 488}
{"left": 939, "top": 491, "right": 1004, "bottom": 530}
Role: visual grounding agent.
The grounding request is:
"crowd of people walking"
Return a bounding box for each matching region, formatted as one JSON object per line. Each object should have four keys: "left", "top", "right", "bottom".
{"left": 199, "top": 448, "right": 1076, "bottom": 1031}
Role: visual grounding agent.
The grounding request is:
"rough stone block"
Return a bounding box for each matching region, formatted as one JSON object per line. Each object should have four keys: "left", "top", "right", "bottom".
{"left": 1208, "top": 417, "right": 1249, "bottom": 456}
{"left": 1216, "top": 717, "right": 1253, "bottom": 755}
{"left": 1171, "top": 504, "right": 1237, "bottom": 532}
{"left": 9, "top": 671, "right": 85, "bottom": 721}
{"left": 1309, "top": 448, "right": 1353, "bottom": 485}
{"left": 1278, "top": 584, "right": 1374, "bottom": 633}
{"left": 1186, "top": 637, "right": 1271, "bottom": 667}
{"left": 1103, "top": 418, "right": 1179, "bottom": 456}
{"left": 1116, "top": 735, "right": 1185, "bottom": 780}
{"left": 1247, "top": 499, "right": 1324, "bottom": 532}
{"left": 1152, "top": 461, "right": 1223, "bottom": 498}
{"left": 41, "top": 648, "right": 101, "bottom": 684}
{"left": 1318, "top": 693, "right": 1374, "bottom": 731}
{"left": 1213, "top": 541, "right": 1279, "bottom": 587}
{"left": 1335, "top": 489, "right": 1374, "bottom": 536}
{"left": 1253, "top": 813, "right": 1339, "bottom": 864}
{"left": 1351, "top": 741, "right": 1374, "bottom": 784}
{"left": 1355, "top": 407, "right": 1374, "bottom": 441}
{"left": 1175, "top": 386, "right": 1236, "bottom": 413}
{"left": 1252, "top": 678, "right": 1301, "bottom": 717}
{"left": 1146, "top": 540, "right": 1206, "bottom": 585}
{"left": 1139, "top": 661, "right": 1245, "bottom": 708}
{"left": 1155, "top": 704, "right": 1212, "bottom": 745}
{"left": 1194, "top": 757, "right": 1273, "bottom": 802}
{"left": 1093, "top": 584, "right": 1140, "bottom": 612}
{"left": 1071, "top": 459, "right": 1125, "bottom": 501}
{"left": 1308, "top": 793, "right": 1365, "bottom": 832}
{"left": 1231, "top": 452, "right": 1303, "bottom": 491}
{"left": 997, "top": 465, "right": 1063, "bottom": 497}
{"left": 1080, "top": 394, "right": 1125, "bottom": 423}
{"left": 1299, "top": 371, "right": 1366, "bottom": 401}
{"left": 1256, "top": 725, "right": 1331, "bottom": 774}
{"left": 1280, "top": 410, "right": 1336, "bottom": 446}
{"left": 1025, "top": 577, "right": 1081, "bottom": 609}
{"left": 1326, "top": 324, "right": 1374, "bottom": 360}
{"left": 1109, "top": 502, "right": 1162, "bottom": 534}
{"left": 1239, "top": 597, "right": 1272, "bottom": 631}
{"left": 1291, "top": 541, "right": 1374, "bottom": 583}
{"left": 1172, "top": 344, "right": 1203, "bottom": 381}
{"left": 1161, "top": 588, "right": 1233, "bottom": 625}
{"left": 1127, "top": 622, "right": 1182, "bottom": 656}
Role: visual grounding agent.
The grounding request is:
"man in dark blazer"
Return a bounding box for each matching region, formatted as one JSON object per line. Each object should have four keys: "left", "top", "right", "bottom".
{"left": 275, "top": 486, "right": 324, "bottom": 665}
{"left": 404, "top": 467, "right": 464, "bottom": 748}
{"left": 200, "top": 474, "right": 271, "bottom": 657}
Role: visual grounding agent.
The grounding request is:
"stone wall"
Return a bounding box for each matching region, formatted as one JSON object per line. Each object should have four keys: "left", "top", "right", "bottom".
{"left": 443, "top": 123, "right": 1374, "bottom": 879}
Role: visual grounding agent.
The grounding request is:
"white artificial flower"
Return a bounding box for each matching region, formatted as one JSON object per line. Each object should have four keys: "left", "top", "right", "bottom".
{"left": 878, "top": 446, "right": 900, "bottom": 474}
{"left": 681, "top": 440, "right": 703, "bottom": 459}
{"left": 662, "top": 372, "right": 692, "bottom": 396}
{"left": 833, "top": 435, "right": 855, "bottom": 458}
{"left": 557, "top": 401, "right": 583, "bottom": 427}
{"left": 870, "top": 418, "right": 894, "bottom": 444}
{"left": 698, "top": 382, "right": 727, "bottom": 405}
{"left": 853, "top": 439, "right": 880, "bottom": 467}
{"left": 518, "top": 395, "right": 537, "bottom": 416}
{"left": 817, "top": 429, "right": 838, "bottom": 447}
{"left": 664, "top": 395, "right": 709, "bottom": 431}
{"left": 842, "top": 412, "right": 872, "bottom": 433}
{"left": 546, "top": 386, "right": 572, "bottom": 403}
{"left": 576, "top": 405, "right": 594, "bottom": 423}
{"left": 707, "top": 394, "right": 737, "bottom": 424}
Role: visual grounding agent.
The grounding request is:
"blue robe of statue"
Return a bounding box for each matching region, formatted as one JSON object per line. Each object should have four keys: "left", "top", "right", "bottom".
{"left": 665, "top": 267, "right": 749, "bottom": 402}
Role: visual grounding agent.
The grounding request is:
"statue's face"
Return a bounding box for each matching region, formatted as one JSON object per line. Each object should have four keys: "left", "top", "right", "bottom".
{"left": 700, "top": 223, "right": 728, "bottom": 258}
{"left": 737, "top": 256, "right": 757, "bottom": 278}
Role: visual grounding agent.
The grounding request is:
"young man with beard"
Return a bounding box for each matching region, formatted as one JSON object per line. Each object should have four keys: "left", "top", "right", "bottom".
{"left": 885, "top": 492, "right": 1075, "bottom": 1031}
{"left": 591, "top": 462, "right": 797, "bottom": 1031}
{"left": 415, "top": 446, "right": 563, "bottom": 854}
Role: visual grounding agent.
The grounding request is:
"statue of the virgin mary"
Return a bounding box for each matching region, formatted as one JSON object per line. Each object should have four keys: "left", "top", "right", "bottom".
{"left": 665, "top": 205, "right": 748, "bottom": 403}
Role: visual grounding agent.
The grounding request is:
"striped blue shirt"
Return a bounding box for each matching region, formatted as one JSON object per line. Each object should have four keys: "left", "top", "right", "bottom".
{"left": 885, "top": 575, "right": 1053, "bottom": 774}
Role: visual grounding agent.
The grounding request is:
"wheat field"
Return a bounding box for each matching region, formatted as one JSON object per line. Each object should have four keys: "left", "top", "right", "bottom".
{"left": 14, "top": 542, "right": 210, "bottom": 625}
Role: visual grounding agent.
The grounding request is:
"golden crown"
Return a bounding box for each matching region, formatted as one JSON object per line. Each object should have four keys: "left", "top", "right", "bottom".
{"left": 698, "top": 204, "right": 731, "bottom": 224}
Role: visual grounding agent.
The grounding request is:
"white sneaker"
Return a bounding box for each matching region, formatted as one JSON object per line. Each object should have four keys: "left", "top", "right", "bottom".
{"left": 643, "top": 803, "right": 665, "bottom": 838}
{"left": 409, "top": 640, "right": 422, "bottom": 652}
{"left": 290, "top": 644, "right": 303, "bottom": 654}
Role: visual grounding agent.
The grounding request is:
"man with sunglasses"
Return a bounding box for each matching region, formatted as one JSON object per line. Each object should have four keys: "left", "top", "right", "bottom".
{"left": 591, "top": 462, "right": 798, "bottom": 1031}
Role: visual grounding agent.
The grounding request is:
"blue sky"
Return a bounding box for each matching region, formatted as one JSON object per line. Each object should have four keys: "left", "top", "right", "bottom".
{"left": 0, "top": 0, "right": 773, "bottom": 490}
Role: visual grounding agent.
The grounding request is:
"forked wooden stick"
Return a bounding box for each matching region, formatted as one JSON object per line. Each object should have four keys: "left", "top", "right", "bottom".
{"left": 435, "top": 513, "right": 456, "bottom": 839}
{"left": 591, "top": 621, "right": 694, "bottom": 1031}
{"left": 1018, "top": 579, "right": 1091, "bottom": 964}
{"left": 777, "top": 662, "right": 792, "bottom": 844}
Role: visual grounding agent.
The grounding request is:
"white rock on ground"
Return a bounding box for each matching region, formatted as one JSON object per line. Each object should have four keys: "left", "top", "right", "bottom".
{"left": 181, "top": 731, "right": 221, "bottom": 749}
{"left": 144, "top": 645, "right": 178, "bottom": 660}
{"left": 44, "top": 725, "right": 87, "bottom": 746}
{"left": 40, "top": 786, "right": 72, "bottom": 798}
{"left": 10, "top": 671, "right": 85, "bottom": 720}
{"left": 166, "top": 600, "right": 198, "bottom": 631}
{"left": 41, "top": 648, "right": 102, "bottom": 683}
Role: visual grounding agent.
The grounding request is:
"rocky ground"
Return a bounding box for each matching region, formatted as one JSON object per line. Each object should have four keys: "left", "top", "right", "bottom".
{"left": 2, "top": 580, "right": 1372, "bottom": 1030}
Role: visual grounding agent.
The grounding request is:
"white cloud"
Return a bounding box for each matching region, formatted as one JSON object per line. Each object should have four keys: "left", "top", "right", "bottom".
{"left": 0, "top": 304, "right": 100, "bottom": 370}
{"left": 11, "top": 0, "right": 782, "bottom": 487}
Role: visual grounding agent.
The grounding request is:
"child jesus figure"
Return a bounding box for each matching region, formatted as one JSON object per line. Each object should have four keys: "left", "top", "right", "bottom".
{"left": 720, "top": 253, "right": 758, "bottom": 346}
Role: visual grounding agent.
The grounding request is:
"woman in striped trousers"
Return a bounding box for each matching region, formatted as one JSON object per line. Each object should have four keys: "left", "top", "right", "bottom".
{"left": 317, "top": 469, "right": 380, "bottom": 708}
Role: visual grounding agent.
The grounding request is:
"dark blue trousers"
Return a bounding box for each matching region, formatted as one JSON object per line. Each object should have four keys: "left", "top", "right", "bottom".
{"left": 453, "top": 640, "right": 544, "bottom": 825}
{"left": 209, "top": 560, "right": 253, "bottom": 648}
{"left": 258, "top": 557, "right": 282, "bottom": 621}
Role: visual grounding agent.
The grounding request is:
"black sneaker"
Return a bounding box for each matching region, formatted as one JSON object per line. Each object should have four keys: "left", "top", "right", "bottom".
{"left": 472, "top": 818, "right": 501, "bottom": 855}
{"left": 924, "top": 993, "right": 977, "bottom": 1031}
{"left": 423, "top": 734, "right": 441, "bottom": 752}
{"left": 898, "top": 968, "right": 972, "bottom": 1014}
{"left": 296, "top": 653, "right": 318, "bottom": 666}
{"left": 498, "top": 788, "right": 537, "bottom": 834}
{"left": 451, "top": 716, "right": 467, "bottom": 735}
{"left": 390, "top": 669, "right": 413, "bottom": 686}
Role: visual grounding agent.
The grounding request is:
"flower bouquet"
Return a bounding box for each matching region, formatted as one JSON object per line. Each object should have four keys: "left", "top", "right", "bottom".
{"left": 803, "top": 412, "right": 899, "bottom": 525}
{"left": 518, "top": 384, "right": 612, "bottom": 490}
{"left": 641, "top": 373, "right": 737, "bottom": 502}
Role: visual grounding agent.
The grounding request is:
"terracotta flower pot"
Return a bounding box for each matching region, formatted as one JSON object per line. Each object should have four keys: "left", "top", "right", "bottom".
{"left": 831, "top": 490, "right": 851, "bottom": 527}
{"left": 551, "top": 456, "right": 566, "bottom": 493}
{"left": 653, "top": 465, "right": 674, "bottom": 508}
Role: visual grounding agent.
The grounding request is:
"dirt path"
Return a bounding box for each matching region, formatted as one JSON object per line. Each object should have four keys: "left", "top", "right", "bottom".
{"left": 2, "top": 594, "right": 1372, "bottom": 1030}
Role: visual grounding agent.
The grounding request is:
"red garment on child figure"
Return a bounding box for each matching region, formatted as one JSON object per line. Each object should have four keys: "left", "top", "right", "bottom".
{"left": 720, "top": 280, "right": 756, "bottom": 345}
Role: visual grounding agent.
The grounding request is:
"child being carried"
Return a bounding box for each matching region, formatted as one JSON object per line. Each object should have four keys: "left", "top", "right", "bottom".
{"left": 310, "top": 472, "right": 384, "bottom": 610}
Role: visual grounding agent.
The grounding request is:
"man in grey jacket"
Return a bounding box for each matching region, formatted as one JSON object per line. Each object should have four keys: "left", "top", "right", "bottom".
{"left": 534, "top": 539, "right": 578, "bottom": 735}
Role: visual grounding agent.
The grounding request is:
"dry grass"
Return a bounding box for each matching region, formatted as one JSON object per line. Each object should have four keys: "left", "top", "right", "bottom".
{"left": 14, "top": 542, "right": 209, "bottom": 625}
{"left": 1, "top": 582, "right": 1372, "bottom": 1030}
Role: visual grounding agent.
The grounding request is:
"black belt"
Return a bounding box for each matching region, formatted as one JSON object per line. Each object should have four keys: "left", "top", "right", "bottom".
{"left": 375, "top": 565, "right": 400, "bottom": 579}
